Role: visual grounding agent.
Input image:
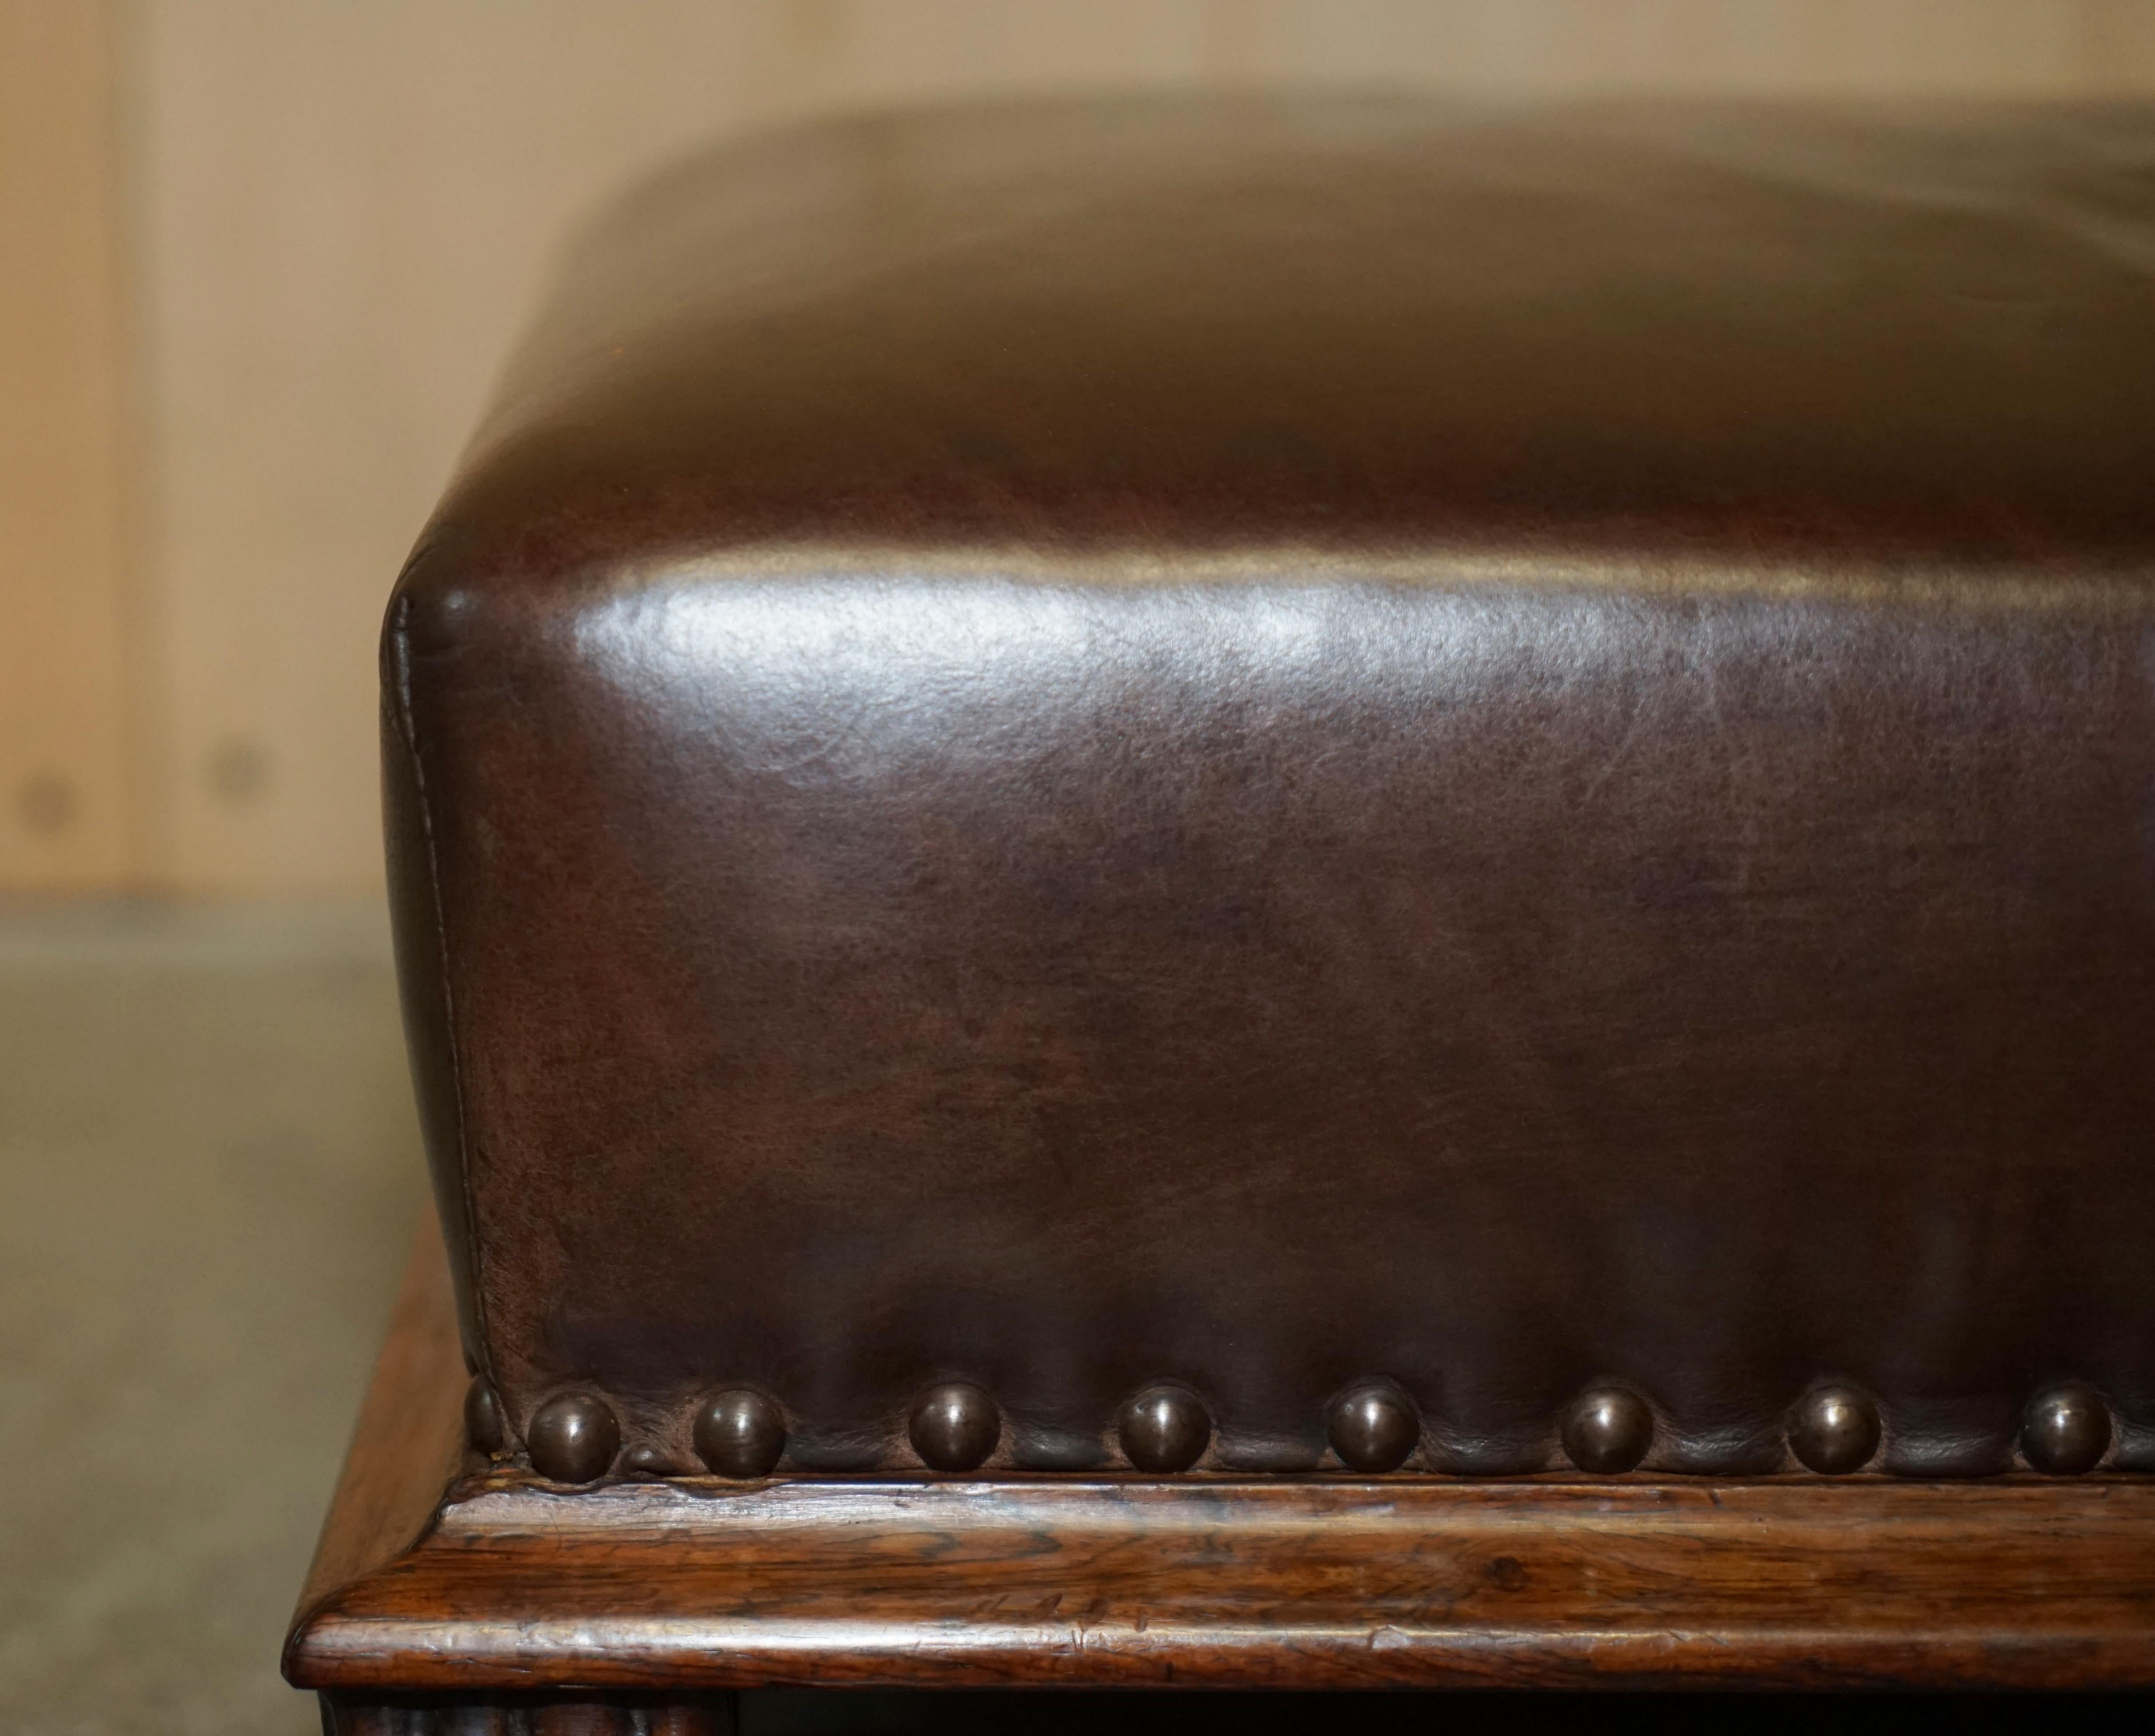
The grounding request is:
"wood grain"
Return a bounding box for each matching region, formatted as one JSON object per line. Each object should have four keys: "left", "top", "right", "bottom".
{"left": 288, "top": 1227, "right": 2155, "bottom": 1694}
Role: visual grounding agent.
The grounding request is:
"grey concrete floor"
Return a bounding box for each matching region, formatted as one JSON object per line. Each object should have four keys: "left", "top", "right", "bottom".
{"left": 0, "top": 900, "right": 425, "bottom": 1735}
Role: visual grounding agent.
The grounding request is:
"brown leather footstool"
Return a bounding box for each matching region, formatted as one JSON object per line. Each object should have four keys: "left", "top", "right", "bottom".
{"left": 288, "top": 97, "right": 2155, "bottom": 1730}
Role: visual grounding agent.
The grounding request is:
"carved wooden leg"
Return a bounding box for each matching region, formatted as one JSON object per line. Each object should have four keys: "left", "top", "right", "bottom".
{"left": 317, "top": 1692, "right": 737, "bottom": 1735}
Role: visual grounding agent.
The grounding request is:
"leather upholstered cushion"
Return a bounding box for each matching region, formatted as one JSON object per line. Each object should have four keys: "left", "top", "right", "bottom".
{"left": 386, "top": 96, "right": 2155, "bottom": 1478}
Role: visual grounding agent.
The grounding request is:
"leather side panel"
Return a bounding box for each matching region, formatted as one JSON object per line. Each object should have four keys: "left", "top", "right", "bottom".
{"left": 406, "top": 570, "right": 2155, "bottom": 1476}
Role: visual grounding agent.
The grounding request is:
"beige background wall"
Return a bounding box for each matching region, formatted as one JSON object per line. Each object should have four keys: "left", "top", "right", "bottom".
{"left": 0, "top": 1, "right": 131, "bottom": 891}
{"left": 8, "top": 0, "right": 2155, "bottom": 894}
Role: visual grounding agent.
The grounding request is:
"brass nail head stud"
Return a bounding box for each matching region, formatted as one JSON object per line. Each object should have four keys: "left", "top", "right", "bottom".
{"left": 1789, "top": 1383, "right": 1881, "bottom": 1475}
{"left": 908, "top": 1380, "right": 1001, "bottom": 1472}
{"left": 527, "top": 1392, "right": 621, "bottom": 1484}
{"left": 1561, "top": 1385, "right": 1652, "bottom": 1475}
{"left": 694, "top": 1388, "right": 788, "bottom": 1479}
{"left": 2021, "top": 1384, "right": 2111, "bottom": 1475}
{"left": 1119, "top": 1385, "right": 1212, "bottom": 1473}
{"left": 464, "top": 1377, "right": 508, "bottom": 1456}
{"left": 1328, "top": 1381, "right": 1419, "bottom": 1472}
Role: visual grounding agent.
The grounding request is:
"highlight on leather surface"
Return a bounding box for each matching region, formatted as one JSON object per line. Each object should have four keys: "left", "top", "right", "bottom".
{"left": 384, "top": 96, "right": 2155, "bottom": 1488}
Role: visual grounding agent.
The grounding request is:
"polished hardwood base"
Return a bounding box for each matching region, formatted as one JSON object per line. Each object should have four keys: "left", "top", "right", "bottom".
{"left": 287, "top": 1224, "right": 2155, "bottom": 1710}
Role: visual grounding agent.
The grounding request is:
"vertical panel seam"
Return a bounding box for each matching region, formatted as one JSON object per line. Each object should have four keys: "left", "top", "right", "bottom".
{"left": 388, "top": 583, "right": 492, "bottom": 1384}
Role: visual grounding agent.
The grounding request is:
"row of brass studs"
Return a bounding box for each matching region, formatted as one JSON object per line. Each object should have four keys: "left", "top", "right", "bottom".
{"left": 473, "top": 1376, "right": 2118, "bottom": 1486}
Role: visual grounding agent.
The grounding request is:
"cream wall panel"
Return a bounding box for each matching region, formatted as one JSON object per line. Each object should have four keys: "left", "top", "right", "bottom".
{"left": 114, "top": 0, "right": 2155, "bottom": 893}
{"left": 0, "top": 0, "right": 131, "bottom": 890}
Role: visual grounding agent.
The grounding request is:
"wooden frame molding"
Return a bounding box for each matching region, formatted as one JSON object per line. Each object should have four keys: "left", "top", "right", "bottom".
{"left": 288, "top": 1223, "right": 2155, "bottom": 1697}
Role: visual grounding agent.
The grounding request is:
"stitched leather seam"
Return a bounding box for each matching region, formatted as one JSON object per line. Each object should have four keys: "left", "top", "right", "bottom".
{"left": 390, "top": 582, "right": 493, "bottom": 1383}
